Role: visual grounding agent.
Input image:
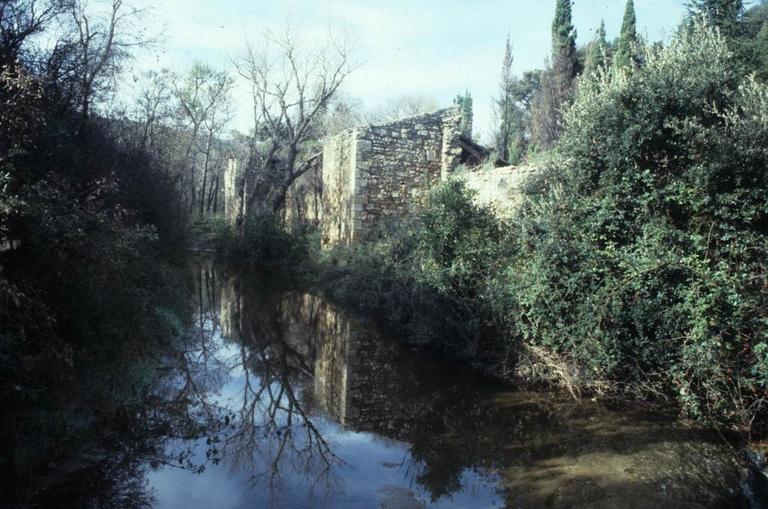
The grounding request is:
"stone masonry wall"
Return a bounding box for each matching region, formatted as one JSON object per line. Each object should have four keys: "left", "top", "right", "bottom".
{"left": 353, "top": 108, "right": 462, "bottom": 240}
{"left": 263, "top": 108, "right": 541, "bottom": 242}
{"left": 458, "top": 164, "right": 541, "bottom": 217}
{"left": 281, "top": 107, "right": 464, "bottom": 247}
{"left": 224, "top": 158, "right": 242, "bottom": 224}
{"left": 320, "top": 129, "right": 358, "bottom": 246}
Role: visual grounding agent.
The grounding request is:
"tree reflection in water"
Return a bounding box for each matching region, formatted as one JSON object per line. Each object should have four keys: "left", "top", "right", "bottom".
{"left": 169, "top": 262, "right": 502, "bottom": 505}
{"left": 26, "top": 262, "right": 749, "bottom": 508}
{"left": 161, "top": 262, "right": 344, "bottom": 500}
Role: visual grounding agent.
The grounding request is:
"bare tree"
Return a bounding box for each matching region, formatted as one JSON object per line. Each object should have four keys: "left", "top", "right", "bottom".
{"left": 365, "top": 95, "right": 438, "bottom": 124}
{"left": 134, "top": 68, "right": 173, "bottom": 151}
{"left": 0, "top": 0, "right": 68, "bottom": 64}
{"left": 364, "top": 94, "right": 438, "bottom": 125}
{"left": 321, "top": 93, "right": 364, "bottom": 137}
{"left": 236, "top": 25, "right": 356, "bottom": 217}
{"left": 66, "top": 0, "right": 150, "bottom": 120}
{"left": 173, "top": 63, "right": 233, "bottom": 217}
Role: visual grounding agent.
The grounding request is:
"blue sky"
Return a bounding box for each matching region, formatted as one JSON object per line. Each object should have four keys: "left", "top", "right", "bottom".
{"left": 133, "top": 0, "right": 688, "bottom": 142}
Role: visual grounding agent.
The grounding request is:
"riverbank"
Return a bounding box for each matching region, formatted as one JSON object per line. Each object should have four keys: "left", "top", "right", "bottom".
{"left": 39, "top": 265, "right": 768, "bottom": 507}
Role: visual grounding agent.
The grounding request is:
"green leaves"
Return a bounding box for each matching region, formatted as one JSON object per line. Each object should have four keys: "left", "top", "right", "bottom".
{"left": 505, "top": 22, "right": 768, "bottom": 433}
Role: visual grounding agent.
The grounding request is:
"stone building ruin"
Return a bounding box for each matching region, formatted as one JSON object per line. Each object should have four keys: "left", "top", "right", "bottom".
{"left": 283, "top": 107, "right": 490, "bottom": 246}
{"left": 224, "top": 106, "right": 494, "bottom": 247}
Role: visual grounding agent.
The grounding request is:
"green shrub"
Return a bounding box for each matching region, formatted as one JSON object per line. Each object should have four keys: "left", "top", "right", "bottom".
{"left": 214, "top": 209, "right": 310, "bottom": 271}
{"left": 499, "top": 23, "right": 768, "bottom": 433}
{"left": 319, "top": 180, "right": 504, "bottom": 362}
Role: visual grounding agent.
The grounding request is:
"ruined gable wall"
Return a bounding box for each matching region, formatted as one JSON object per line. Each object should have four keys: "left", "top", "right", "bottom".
{"left": 283, "top": 108, "right": 464, "bottom": 246}
{"left": 320, "top": 129, "right": 358, "bottom": 247}
{"left": 353, "top": 108, "right": 463, "bottom": 239}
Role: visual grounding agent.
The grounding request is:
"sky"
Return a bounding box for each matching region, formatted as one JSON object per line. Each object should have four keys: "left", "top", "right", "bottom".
{"left": 129, "top": 0, "right": 689, "bottom": 143}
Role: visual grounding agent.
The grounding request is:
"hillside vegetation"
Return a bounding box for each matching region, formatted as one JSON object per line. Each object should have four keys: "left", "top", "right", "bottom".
{"left": 303, "top": 23, "right": 768, "bottom": 436}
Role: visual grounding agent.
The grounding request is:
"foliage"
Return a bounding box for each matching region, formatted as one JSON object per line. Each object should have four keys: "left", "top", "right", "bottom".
{"left": 316, "top": 22, "right": 768, "bottom": 436}
{"left": 688, "top": 0, "right": 744, "bottom": 38}
{"left": 214, "top": 209, "right": 312, "bottom": 272}
{"left": 531, "top": 0, "right": 578, "bottom": 149}
{"left": 494, "top": 35, "right": 517, "bottom": 162}
{"left": 0, "top": 2, "right": 190, "bottom": 501}
{"left": 454, "top": 90, "right": 473, "bottom": 138}
{"left": 499, "top": 23, "right": 768, "bottom": 433}
{"left": 551, "top": 0, "right": 577, "bottom": 62}
{"left": 494, "top": 38, "right": 540, "bottom": 163}
{"left": 318, "top": 180, "right": 503, "bottom": 361}
{"left": 719, "top": 0, "right": 768, "bottom": 81}
{"left": 584, "top": 20, "right": 611, "bottom": 77}
{"left": 615, "top": 0, "right": 640, "bottom": 69}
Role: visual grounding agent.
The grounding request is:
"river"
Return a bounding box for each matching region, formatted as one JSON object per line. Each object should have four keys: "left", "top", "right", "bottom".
{"left": 26, "top": 261, "right": 766, "bottom": 508}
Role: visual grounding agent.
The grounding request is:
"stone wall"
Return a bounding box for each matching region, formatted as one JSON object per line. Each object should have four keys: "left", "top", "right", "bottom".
{"left": 223, "top": 157, "right": 241, "bottom": 224}
{"left": 352, "top": 108, "right": 463, "bottom": 240}
{"left": 458, "top": 164, "right": 541, "bottom": 216}
{"left": 282, "top": 108, "right": 464, "bottom": 247}
{"left": 231, "top": 109, "right": 541, "bottom": 239}
{"left": 320, "top": 129, "right": 358, "bottom": 246}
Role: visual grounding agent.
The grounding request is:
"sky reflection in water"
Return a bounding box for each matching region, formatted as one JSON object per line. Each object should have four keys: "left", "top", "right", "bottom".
{"left": 145, "top": 266, "right": 504, "bottom": 508}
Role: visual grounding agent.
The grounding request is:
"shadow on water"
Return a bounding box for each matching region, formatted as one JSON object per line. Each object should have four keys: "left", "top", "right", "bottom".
{"left": 25, "top": 261, "right": 762, "bottom": 508}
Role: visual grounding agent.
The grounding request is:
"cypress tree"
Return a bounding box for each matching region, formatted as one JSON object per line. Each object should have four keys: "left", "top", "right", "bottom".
{"left": 495, "top": 35, "right": 515, "bottom": 161}
{"left": 584, "top": 20, "right": 610, "bottom": 76}
{"left": 531, "top": 0, "right": 577, "bottom": 149}
{"left": 687, "top": 0, "right": 743, "bottom": 38}
{"left": 552, "top": 0, "right": 577, "bottom": 64}
{"left": 454, "top": 90, "right": 473, "bottom": 138}
{"left": 615, "top": 0, "right": 639, "bottom": 68}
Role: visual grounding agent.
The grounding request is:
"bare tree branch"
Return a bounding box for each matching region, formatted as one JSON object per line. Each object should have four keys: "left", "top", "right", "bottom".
{"left": 235, "top": 24, "right": 358, "bottom": 218}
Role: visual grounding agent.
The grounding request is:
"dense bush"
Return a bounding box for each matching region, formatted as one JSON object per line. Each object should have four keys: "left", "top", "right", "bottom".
{"left": 0, "top": 22, "right": 190, "bottom": 500}
{"left": 496, "top": 24, "right": 768, "bottom": 433}
{"left": 319, "top": 180, "right": 503, "bottom": 362}
{"left": 316, "top": 24, "right": 768, "bottom": 435}
{"left": 213, "top": 210, "right": 314, "bottom": 272}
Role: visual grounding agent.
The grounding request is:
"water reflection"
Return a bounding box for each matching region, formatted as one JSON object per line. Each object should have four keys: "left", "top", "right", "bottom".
{"left": 148, "top": 261, "right": 506, "bottom": 507}
{"left": 27, "top": 261, "right": 749, "bottom": 508}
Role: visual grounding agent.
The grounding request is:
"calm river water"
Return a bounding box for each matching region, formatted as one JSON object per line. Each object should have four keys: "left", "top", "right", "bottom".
{"left": 28, "top": 262, "right": 766, "bottom": 508}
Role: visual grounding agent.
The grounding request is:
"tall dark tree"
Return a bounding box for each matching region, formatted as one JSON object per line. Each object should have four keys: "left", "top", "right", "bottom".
{"left": 688, "top": 0, "right": 744, "bottom": 37}
{"left": 454, "top": 90, "right": 473, "bottom": 138}
{"left": 494, "top": 35, "right": 516, "bottom": 161}
{"left": 531, "top": 0, "right": 577, "bottom": 149}
{"left": 584, "top": 20, "right": 610, "bottom": 76}
{"left": 551, "top": 0, "right": 577, "bottom": 64}
{"left": 615, "top": 0, "right": 639, "bottom": 68}
{"left": 721, "top": 1, "right": 768, "bottom": 80}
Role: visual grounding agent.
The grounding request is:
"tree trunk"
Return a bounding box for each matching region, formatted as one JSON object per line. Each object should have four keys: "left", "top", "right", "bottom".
{"left": 208, "top": 170, "right": 220, "bottom": 213}
{"left": 199, "top": 131, "right": 213, "bottom": 218}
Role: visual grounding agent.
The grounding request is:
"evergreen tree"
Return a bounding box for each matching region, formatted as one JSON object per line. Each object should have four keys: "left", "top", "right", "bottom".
{"left": 454, "top": 90, "right": 473, "bottom": 138}
{"left": 495, "top": 35, "right": 516, "bottom": 161}
{"left": 584, "top": 20, "right": 610, "bottom": 76}
{"left": 494, "top": 33, "right": 540, "bottom": 163}
{"left": 551, "top": 0, "right": 578, "bottom": 84}
{"left": 552, "top": 0, "right": 577, "bottom": 64}
{"left": 531, "top": 0, "right": 577, "bottom": 149}
{"left": 688, "top": 0, "right": 744, "bottom": 37}
{"left": 615, "top": 0, "right": 639, "bottom": 68}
